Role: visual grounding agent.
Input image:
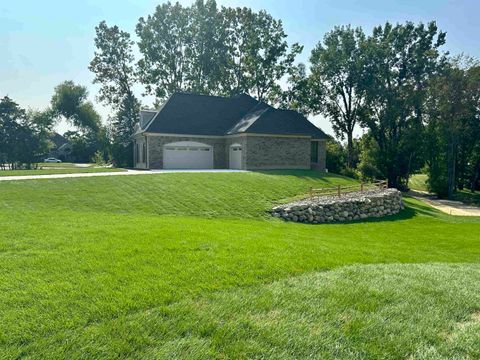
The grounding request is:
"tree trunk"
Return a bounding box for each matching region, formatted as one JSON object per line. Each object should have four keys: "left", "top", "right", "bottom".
{"left": 387, "top": 165, "right": 398, "bottom": 189}
{"left": 471, "top": 160, "right": 480, "bottom": 193}
{"left": 347, "top": 132, "right": 354, "bottom": 168}
{"left": 447, "top": 135, "right": 456, "bottom": 198}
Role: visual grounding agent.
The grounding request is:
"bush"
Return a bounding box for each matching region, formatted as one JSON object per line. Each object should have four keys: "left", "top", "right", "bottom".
{"left": 91, "top": 150, "right": 107, "bottom": 166}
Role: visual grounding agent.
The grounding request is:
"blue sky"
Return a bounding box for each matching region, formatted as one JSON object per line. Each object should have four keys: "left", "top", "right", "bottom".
{"left": 1, "top": 0, "right": 479, "bottom": 136}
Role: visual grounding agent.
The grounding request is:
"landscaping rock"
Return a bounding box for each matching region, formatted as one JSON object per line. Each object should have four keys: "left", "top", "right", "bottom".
{"left": 271, "top": 189, "right": 404, "bottom": 224}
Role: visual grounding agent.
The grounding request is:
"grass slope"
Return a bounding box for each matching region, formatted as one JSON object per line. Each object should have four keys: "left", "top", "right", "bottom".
{"left": 0, "top": 170, "right": 479, "bottom": 358}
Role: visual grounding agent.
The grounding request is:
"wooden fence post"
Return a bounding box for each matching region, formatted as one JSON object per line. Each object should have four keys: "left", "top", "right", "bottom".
{"left": 310, "top": 187, "right": 313, "bottom": 199}
{"left": 360, "top": 183, "right": 364, "bottom": 192}
{"left": 337, "top": 185, "right": 341, "bottom": 197}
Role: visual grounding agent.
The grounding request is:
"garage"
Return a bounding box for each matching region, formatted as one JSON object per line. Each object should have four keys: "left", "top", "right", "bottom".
{"left": 163, "top": 141, "right": 213, "bottom": 169}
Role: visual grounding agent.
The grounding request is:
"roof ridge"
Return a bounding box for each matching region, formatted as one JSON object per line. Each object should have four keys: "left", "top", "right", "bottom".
{"left": 173, "top": 91, "right": 249, "bottom": 101}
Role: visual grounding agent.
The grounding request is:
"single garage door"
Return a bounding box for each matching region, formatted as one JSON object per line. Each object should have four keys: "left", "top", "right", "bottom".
{"left": 163, "top": 141, "right": 213, "bottom": 169}
{"left": 229, "top": 144, "right": 242, "bottom": 169}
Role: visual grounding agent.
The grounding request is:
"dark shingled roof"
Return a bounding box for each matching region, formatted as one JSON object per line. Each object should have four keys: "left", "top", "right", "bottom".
{"left": 137, "top": 92, "right": 327, "bottom": 139}
{"left": 49, "top": 132, "right": 68, "bottom": 148}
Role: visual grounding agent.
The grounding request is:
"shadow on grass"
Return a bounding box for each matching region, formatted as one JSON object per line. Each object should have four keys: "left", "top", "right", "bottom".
{"left": 360, "top": 199, "right": 442, "bottom": 224}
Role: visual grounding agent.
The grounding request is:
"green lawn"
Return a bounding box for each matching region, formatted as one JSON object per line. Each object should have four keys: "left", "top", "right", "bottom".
{"left": 0, "top": 167, "right": 124, "bottom": 176}
{"left": 0, "top": 170, "right": 479, "bottom": 359}
{"left": 409, "top": 173, "right": 429, "bottom": 192}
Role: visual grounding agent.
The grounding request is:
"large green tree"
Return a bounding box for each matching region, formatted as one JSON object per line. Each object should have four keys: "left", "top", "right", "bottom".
{"left": 136, "top": 1, "right": 197, "bottom": 100}
{"left": 273, "top": 63, "right": 313, "bottom": 116}
{"left": 51, "top": 81, "right": 107, "bottom": 163}
{"left": 220, "top": 6, "right": 302, "bottom": 101}
{"left": 309, "top": 25, "right": 366, "bottom": 168}
{"left": 425, "top": 59, "right": 480, "bottom": 197}
{"left": 135, "top": 0, "right": 300, "bottom": 103}
{"left": 0, "top": 97, "right": 54, "bottom": 169}
{"left": 360, "top": 22, "right": 446, "bottom": 189}
{"left": 89, "top": 21, "right": 141, "bottom": 166}
{"left": 51, "top": 81, "right": 101, "bottom": 133}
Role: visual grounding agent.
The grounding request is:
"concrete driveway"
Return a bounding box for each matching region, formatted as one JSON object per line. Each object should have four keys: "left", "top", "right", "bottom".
{"left": 409, "top": 190, "right": 480, "bottom": 217}
{"left": 0, "top": 169, "right": 248, "bottom": 181}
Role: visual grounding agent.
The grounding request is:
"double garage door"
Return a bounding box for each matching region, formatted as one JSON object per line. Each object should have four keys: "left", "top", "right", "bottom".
{"left": 163, "top": 142, "right": 213, "bottom": 169}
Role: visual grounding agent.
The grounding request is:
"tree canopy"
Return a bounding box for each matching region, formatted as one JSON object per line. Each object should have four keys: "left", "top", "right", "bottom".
{"left": 135, "top": 0, "right": 301, "bottom": 103}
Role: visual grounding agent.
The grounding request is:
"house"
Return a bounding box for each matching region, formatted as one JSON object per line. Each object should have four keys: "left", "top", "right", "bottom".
{"left": 48, "top": 132, "right": 71, "bottom": 161}
{"left": 132, "top": 93, "right": 327, "bottom": 170}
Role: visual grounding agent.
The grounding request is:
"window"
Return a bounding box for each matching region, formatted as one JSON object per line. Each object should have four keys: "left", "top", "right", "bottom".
{"left": 135, "top": 143, "right": 140, "bottom": 163}
{"left": 311, "top": 141, "right": 319, "bottom": 163}
{"left": 142, "top": 143, "right": 147, "bottom": 163}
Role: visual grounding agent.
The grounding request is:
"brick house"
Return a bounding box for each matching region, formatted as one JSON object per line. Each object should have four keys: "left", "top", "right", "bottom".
{"left": 132, "top": 93, "right": 327, "bottom": 170}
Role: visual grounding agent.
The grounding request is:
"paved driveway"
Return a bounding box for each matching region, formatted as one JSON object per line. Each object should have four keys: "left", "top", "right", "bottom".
{"left": 0, "top": 169, "right": 248, "bottom": 181}
{"left": 409, "top": 190, "right": 480, "bottom": 217}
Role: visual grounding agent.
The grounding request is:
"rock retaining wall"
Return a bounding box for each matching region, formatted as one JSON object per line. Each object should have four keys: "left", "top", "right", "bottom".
{"left": 272, "top": 189, "right": 404, "bottom": 223}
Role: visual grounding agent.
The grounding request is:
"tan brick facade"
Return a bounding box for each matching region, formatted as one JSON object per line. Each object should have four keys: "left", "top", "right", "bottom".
{"left": 133, "top": 134, "right": 326, "bottom": 171}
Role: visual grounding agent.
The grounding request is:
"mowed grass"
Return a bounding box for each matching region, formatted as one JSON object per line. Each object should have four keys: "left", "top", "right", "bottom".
{"left": 0, "top": 170, "right": 479, "bottom": 359}
{"left": 409, "top": 173, "right": 429, "bottom": 192}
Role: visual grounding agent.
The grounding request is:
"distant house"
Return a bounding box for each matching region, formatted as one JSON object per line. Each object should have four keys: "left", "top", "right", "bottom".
{"left": 132, "top": 93, "right": 327, "bottom": 170}
{"left": 48, "top": 132, "right": 71, "bottom": 160}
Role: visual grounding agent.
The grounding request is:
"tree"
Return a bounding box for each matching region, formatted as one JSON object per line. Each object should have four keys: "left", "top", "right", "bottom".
{"left": 360, "top": 22, "right": 446, "bottom": 189}
{"left": 90, "top": 20, "right": 141, "bottom": 166}
{"left": 425, "top": 58, "right": 480, "bottom": 197}
{"left": 274, "top": 63, "right": 313, "bottom": 115}
{"left": 221, "top": 6, "right": 302, "bottom": 101}
{"left": 51, "top": 81, "right": 101, "bottom": 132}
{"left": 325, "top": 137, "right": 347, "bottom": 174}
{"left": 0, "top": 96, "right": 26, "bottom": 168}
{"left": 135, "top": 1, "right": 301, "bottom": 103}
{"left": 136, "top": 2, "right": 193, "bottom": 100}
{"left": 309, "top": 25, "right": 366, "bottom": 168}
{"left": 187, "top": 0, "right": 229, "bottom": 94}
{"left": 0, "top": 97, "right": 53, "bottom": 169}
{"left": 51, "top": 81, "right": 108, "bottom": 163}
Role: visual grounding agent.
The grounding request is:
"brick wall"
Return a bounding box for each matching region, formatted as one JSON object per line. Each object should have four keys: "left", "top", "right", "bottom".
{"left": 141, "top": 134, "right": 326, "bottom": 171}
{"left": 244, "top": 135, "right": 311, "bottom": 170}
{"left": 147, "top": 135, "right": 226, "bottom": 169}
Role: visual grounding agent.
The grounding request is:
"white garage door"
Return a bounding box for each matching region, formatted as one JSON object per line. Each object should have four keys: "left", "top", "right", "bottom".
{"left": 229, "top": 144, "right": 242, "bottom": 169}
{"left": 163, "top": 141, "right": 213, "bottom": 169}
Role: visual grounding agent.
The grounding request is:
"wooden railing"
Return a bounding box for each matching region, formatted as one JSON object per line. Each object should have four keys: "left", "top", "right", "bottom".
{"left": 309, "top": 180, "right": 388, "bottom": 199}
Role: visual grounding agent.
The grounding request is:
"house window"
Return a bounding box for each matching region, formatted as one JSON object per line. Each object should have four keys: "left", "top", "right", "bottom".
{"left": 311, "top": 141, "right": 319, "bottom": 163}
{"left": 136, "top": 143, "right": 140, "bottom": 163}
{"left": 143, "top": 143, "right": 147, "bottom": 163}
